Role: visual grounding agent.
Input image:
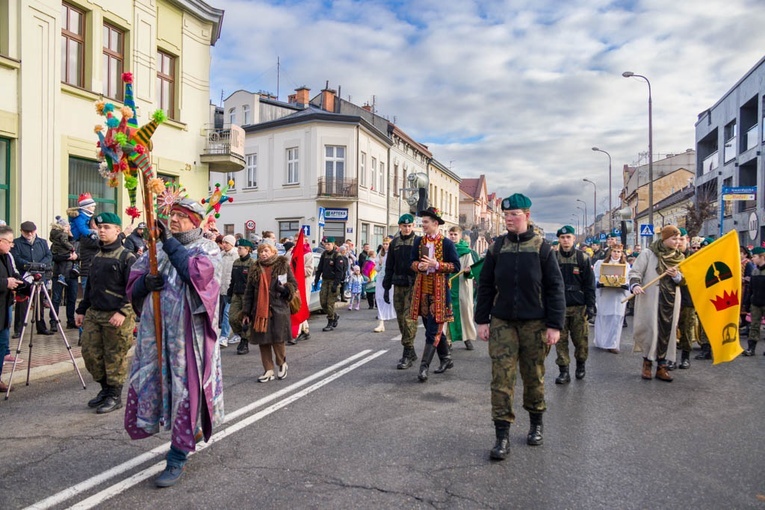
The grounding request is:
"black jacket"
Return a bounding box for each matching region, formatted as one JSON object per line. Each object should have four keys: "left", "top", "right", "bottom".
{"left": 228, "top": 254, "right": 253, "bottom": 297}
{"left": 383, "top": 232, "right": 419, "bottom": 289}
{"left": 123, "top": 231, "right": 146, "bottom": 255}
{"left": 314, "top": 248, "right": 345, "bottom": 288}
{"left": 77, "top": 232, "right": 100, "bottom": 278}
{"left": 76, "top": 240, "right": 135, "bottom": 316}
{"left": 475, "top": 227, "right": 565, "bottom": 331}
{"left": 746, "top": 264, "right": 765, "bottom": 308}
{"left": 0, "top": 253, "right": 21, "bottom": 329}
{"left": 556, "top": 248, "right": 596, "bottom": 309}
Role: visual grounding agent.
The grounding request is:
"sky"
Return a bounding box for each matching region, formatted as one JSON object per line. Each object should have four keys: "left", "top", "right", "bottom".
{"left": 208, "top": 0, "right": 765, "bottom": 233}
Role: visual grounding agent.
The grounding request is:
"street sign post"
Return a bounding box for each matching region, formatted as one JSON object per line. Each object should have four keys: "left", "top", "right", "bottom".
{"left": 639, "top": 224, "right": 654, "bottom": 237}
{"left": 721, "top": 186, "right": 757, "bottom": 238}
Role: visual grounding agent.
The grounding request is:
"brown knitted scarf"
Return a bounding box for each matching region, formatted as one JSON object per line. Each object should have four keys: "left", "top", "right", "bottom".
{"left": 254, "top": 261, "right": 275, "bottom": 333}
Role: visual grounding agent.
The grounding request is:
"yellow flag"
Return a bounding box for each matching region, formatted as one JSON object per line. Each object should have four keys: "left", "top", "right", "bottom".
{"left": 678, "top": 229, "right": 743, "bottom": 364}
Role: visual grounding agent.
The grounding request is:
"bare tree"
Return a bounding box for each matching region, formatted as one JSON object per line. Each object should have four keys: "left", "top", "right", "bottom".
{"left": 684, "top": 184, "right": 717, "bottom": 238}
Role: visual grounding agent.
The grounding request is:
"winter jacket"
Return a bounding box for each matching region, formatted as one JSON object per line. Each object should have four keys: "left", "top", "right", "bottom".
{"left": 77, "top": 232, "right": 100, "bottom": 278}
{"left": 383, "top": 232, "right": 418, "bottom": 289}
{"left": 242, "top": 256, "right": 297, "bottom": 346}
{"left": 219, "top": 248, "right": 236, "bottom": 296}
{"left": 228, "top": 254, "right": 253, "bottom": 297}
{"left": 75, "top": 240, "right": 135, "bottom": 316}
{"left": 555, "top": 248, "right": 596, "bottom": 309}
{"left": 67, "top": 207, "right": 94, "bottom": 241}
{"left": 10, "top": 235, "right": 52, "bottom": 272}
{"left": 123, "top": 230, "right": 147, "bottom": 255}
{"left": 0, "top": 253, "right": 21, "bottom": 329}
{"left": 314, "top": 248, "right": 345, "bottom": 289}
{"left": 747, "top": 264, "right": 765, "bottom": 308}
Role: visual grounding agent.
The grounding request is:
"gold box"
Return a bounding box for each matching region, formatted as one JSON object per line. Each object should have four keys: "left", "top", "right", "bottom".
{"left": 599, "top": 263, "right": 627, "bottom": 287}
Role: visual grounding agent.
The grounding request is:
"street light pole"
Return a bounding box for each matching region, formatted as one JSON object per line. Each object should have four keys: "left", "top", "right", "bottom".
{"left": 576, "top": 198, "right": 587, "bottom": 234}
{"left": 591, "top": 147, "right": 612, "bottom": 231}
{"left": 622, "top": 71, "right": 653, "bottom": 237}
{"left": 577, "top": 206, "right": 585, "bottom": 238}
{"left": 583, "top": 178, "right": 597, "bottom": 235}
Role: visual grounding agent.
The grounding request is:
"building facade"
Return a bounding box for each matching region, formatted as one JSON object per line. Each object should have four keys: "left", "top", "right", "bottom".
{"left": 696, "top": 55, "right": 765, "bottom": 246}
{"left": 0, "top": 0, "right": 224, "bottom": 233}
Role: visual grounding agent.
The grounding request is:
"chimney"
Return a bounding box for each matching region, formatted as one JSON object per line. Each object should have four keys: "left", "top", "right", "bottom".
{"left": 294, "top": 87, "right": 310, "bottom": 107}
{"left": 362, "top": 103, "right": 372, "bottom": 112}
{"left": 321, "top": 87, "right": 336, "bottom": 113}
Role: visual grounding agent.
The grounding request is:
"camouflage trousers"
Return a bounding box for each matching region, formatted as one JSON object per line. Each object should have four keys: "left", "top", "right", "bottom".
{"left": 81, "top": 309, "right": 135, "bottom": 387}
{"left": 393, "top": 286, "right": 418, "bottom": 348}
{"left": 320, "top": 283, "right": 340, "bottom": 319}
{"left": 677, "top": 306, "right": 698, "bottom": 352}
{"left": 749, "top": 305, "right": 765, "bottom": 342}
{"left": 229, "top": 293, "right": 245, "bottom": 337}
{"left": 555, "top": 305, "right": 588, "bottom": 367}
{"left": 489, "top": 317, "right": 550, "bottom": 424}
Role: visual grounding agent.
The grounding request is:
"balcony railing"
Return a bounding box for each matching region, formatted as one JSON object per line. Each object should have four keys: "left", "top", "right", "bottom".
{"left": 203, "top": 128, "right": 242, "bottom": 156}
{"left": 724, "top": 136, "right": 736, "bottom": 162}
{"left": 702, "top": 151, "right": 719, "bottom": 174}
{"left": 746, "top": 125, "right": 759, "bottom": 151}
{"left": 318, "top": 177, "right": 358, "bottom": 198}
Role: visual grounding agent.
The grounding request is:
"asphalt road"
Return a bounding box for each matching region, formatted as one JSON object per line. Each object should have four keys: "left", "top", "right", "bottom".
{"left": 1, "top": 307, "right": 764, "bottom": 509}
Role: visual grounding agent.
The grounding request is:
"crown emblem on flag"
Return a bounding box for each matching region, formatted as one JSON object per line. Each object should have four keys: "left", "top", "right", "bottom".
{"left": 710, "top": 289, "right": 739, "bottom": 311}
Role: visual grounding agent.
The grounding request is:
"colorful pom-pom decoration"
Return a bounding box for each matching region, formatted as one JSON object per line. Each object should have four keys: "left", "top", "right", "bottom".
{"left": 125, "top": 206, "right": 141, "bottom": 219}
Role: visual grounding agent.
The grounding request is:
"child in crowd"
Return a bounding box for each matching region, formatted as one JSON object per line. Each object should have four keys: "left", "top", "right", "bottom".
{"left": 348, "top": 265, "right": 364, "bottom": 310}
{"left": 50, "top": 215, "right": 78, "bottom": 287}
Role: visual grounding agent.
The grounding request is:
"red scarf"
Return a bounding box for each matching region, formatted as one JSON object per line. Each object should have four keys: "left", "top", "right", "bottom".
{"left": 255, "top": 263, "right": 274, "bottom": 333}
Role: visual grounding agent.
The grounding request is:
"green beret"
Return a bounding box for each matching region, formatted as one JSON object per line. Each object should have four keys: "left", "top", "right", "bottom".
{"left": 606, "top": 232, "right": 617, "bottom": 239}
{"left": 235, "top": 239, "right": 253, "bottom": 248}
{"left": 93, "top": 212, "right": 121, "bottom": 226}
{"left": 752, "top": 247, "right": 765, "bottom": 255}
{"left": 679, "top": 227, "right": 688, "bottom": 236}
{"left": 556, "top": 225, "right": 575, "bottom": 237}
{"left": 551, "top": 240, "right": 559, "bottom": 246}
{"left": 501, "top": 193, "right": 532, "bottom": 211}
{"left": 701, "top": 237, "right": 714, "bottom": 247}
{"left": 398, "top": 213, "right": 414, "bottom": 225}
{"left": 324, "top": 236, "right": 336, "bottom": 243}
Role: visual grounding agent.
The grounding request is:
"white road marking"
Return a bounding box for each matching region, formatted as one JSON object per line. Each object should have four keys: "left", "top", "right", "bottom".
{"left": 25, "top": 349, "right": 380, "bottom": 510}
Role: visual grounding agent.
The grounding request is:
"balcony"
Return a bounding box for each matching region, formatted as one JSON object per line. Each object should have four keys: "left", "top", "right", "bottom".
{"left": 746, "top": 125, "right": 759, "bottom": 151}
{"left": 200, "top": 126, "right": 245, "bottom": 173}
{"left": 701, "top": 151, "right": 719, "bottom": 174}
{"left": 724, "top": 136, "right": 736, "bottom": 163}
{"left": 317, "top": 177, "right": 358, "bottom": 199}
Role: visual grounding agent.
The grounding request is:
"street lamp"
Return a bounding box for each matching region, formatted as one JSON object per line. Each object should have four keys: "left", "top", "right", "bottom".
{"left": 570, "top": 214, "right": 578, "bottom": 235}
{"left": 583, "top": 178, "right": 597, "bottom": 234}
{"left": 591, "top": 147, "right": 612, "bottom": 231}
{"left": 577, "top": 206, "right": 586, "bottom": 237}
{"left": 576, "top": 198, "right": 587, "bottom": 234}
{"left": 622, "top": 71, "right": 653, "bottom": 236}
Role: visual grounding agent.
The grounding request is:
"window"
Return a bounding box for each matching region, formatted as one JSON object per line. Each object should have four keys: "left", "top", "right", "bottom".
{"left": 228, "top": 107, "right": 236, "bottom": 126}
{"left": 279, "top": 220, "right": 301, "bottom": 240}
{"left": 242, "top": 104, "right": 251, "bottom": 125}
{"left": 224, "top": 224, "right": 234, "bottom": 235}
{"left": 61, "top": 3, "right": 85, "bottom": 87}
{"left": 373, "top": 225, "right": 385, "bottom": 250}
{"left": 359, "top": 152, "right": 366, "bottom": 187}
{"left": 287, "top": 147, "right": 299, "bottom": 184}
{"left": 0, "top": 138, "right": 9, "bottom": 223}
{"left": 361, "top": 223, "right": 369, "bottom": 245}
{"left": 244, "top": 154, "right": 256, "bottom": 188}
{"left": 68, "top": 157, "right": 117, "bottom": 213}
{"left": 102, "top": 24, "right": 124, "bottom": 100}
{"left": 393, "top": 164, "right": 399, "bottom": 196}
{"left": 226, "top": 171, "right": 238, "bottom": 191}
{"left": 156, "top": 50, "right": 175, "bottom": 118}
{"left": 157, "top": 173, "right": 178, "bottom": 185}
{"left": 325, "top": 145, "right": 345, "bottom": 183}
{"left": 371, "top": 157, "right": 377, "bottom": 191}
{"left": 379, "top": 162, "right": 385, "bottom": 194}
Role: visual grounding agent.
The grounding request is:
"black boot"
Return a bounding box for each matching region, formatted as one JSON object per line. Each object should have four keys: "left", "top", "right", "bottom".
{"left": 397, "top": 347, "right": 417, "bottom": 370}
{"left": 332, "top": 314, "right": 339, "bottom": 328}
{"left": 418, "top": 344, "right": 437, "bottom": 382}
{"left": 490, "top": 421, "right": 510, "bottom": 460}
{"left": 433, "top": 341, "right": 453, "bottom": 374}
{"left": 666, "top": 360, "right": 677, "bottom": 371}
{"left": 236, "top": 337, "right": 249, "bottom": 355}
{"left": 555, "top": 365, "right": 570, "bottom": 385}
{"left": 575, "top": 360, "right": 586, "bottom": 380}
{"left": 678, "top": 350, "right": 691, "bottom": 369}
{"left": 97, "top": 385, "right": 123, "bottom": 414}
{"left": 743, "top": 340, "right": 756, "bottom": 356}
{"left": 694, "top": 343, "right": 712, "bottom": 360}
{"left": 87, "top": 378, "right": 109, "bottom": 408}
{"left": 322, "top": 317, "right": 334, "bottom": 332}
{"left": 527, "top": 413, "right": 544, "bottom": 446}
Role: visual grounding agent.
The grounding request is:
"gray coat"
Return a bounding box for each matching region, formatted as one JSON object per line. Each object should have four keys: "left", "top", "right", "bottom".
{"left": 242, "top": 256, "right": 298, "bottom": 346}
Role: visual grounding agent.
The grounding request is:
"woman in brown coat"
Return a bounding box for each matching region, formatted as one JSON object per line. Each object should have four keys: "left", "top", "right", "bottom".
{"left": 242, "top": 243, "right": 298, "bottom": 382}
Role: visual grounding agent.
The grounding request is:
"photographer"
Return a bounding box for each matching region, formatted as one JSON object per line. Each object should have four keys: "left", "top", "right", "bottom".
{"left": 0, "top": 225, "right": 24, "bottom": 392}
{"left": 10, "top": 221, "right": 53, "bottom": 337}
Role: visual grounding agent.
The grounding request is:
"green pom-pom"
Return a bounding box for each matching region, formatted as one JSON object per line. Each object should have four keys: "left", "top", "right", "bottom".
{"left": 114, "top": 132, "right": 128, "bottom": 145}
{"left": 124, "top": 175, "right": 138, "bottom": 190}
{"left": 152, "top": 110, "right": 167, "bottom": 124}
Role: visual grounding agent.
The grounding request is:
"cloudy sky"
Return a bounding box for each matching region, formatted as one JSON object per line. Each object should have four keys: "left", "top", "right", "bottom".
{"left": 209, "top": 0, "right": 765, "bottom": 233}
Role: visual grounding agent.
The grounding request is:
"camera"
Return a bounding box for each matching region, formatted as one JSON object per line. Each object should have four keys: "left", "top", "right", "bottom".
{"left": 25, "top": 262, "right": 52, "bottom": 281}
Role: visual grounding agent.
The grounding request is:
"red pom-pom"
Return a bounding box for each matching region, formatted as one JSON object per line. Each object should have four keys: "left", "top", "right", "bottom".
{"left": 201, "top": 198, "right": 206, "bottom": 204}
{"left": 134, "top": 144, "right": 146, "bottom": 154}
{"left": 122, "top": 72, "right": 133, "bottom": 84}
{"left": 228, "top": 197, "right": 234, "bottom": 203}
{"left": 125, "top": 206, "right": 141, "bottom": 219}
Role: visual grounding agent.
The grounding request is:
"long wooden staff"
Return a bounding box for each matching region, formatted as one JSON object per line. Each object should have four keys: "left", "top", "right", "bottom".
{"left": 621, "top": 270, "right": 668, "bottom": 303}
{"left": 138, "top": 169, "right": 163, "bottom": 382}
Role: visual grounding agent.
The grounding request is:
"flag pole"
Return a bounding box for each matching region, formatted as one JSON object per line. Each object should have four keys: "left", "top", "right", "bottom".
{"left": 621, "top": 270, "right": 668, "bottom": 303}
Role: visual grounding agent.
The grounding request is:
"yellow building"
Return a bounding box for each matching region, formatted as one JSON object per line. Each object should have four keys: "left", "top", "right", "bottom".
{"left": 0, "top": 0, "right": 224, "bottom": 233}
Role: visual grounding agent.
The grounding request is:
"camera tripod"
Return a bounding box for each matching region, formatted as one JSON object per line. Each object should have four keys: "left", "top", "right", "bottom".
{"left": 4, "top": 278, "right": 86, "bottom": 399}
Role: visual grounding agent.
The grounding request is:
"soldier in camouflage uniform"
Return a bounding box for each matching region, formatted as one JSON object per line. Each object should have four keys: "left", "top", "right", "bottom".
{"left": 74, "top": 212, "right": 136, "bottom": 414}
{"left": 315, "top": 237, "right": 346, "bottom": 332}
{"left": 553, "top": 225, "right": 595, "bottom": 384}
{"left": 476, "top": 194, "right": 565, "bottom": 461}
{"left": 383, "top": 213, "right": 420, "bottom": 369}
{"left": 228, "top": 239, "right": 254, "bottom": 354}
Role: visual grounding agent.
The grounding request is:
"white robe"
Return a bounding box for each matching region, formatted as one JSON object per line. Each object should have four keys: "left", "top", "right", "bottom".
{"left": 375, "top": 253, "right": 397, "bottom": 321}
{"left": 628, "top": 249, "right": 681, "bottom": 362}
{"left": 593, "top": 259, "right": 630, "bottom": 350}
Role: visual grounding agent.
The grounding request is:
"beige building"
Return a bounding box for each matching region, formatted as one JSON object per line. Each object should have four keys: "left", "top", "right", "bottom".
{"left": 0, "top": 0, "right": 224, "bottom": 233}
{"left": 426, "top": 158, "right": 461, "bottom": 231}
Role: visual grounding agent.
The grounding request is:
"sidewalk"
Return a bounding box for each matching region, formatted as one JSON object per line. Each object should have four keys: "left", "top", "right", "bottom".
{"left": 4, "top": 329, "right": 87, "bottom": 385}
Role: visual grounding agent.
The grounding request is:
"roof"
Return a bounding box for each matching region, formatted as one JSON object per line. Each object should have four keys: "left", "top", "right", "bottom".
{"left": 168, "top": 0, "right": 225, "bottom": 46}
{"left": 460, "top": 175, "right": 487, "bottom": 200}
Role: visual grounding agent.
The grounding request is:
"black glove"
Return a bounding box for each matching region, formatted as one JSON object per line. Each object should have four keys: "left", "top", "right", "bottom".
{"left": 586, "top": 307, "right": 595, "bottom": 321}
{"left": 383, "top": 289, "right": 390, "bottom": 304}
{"left": 155, "top": 220, "right": 172, "bottom": 241}
{"left": 144, "top": 273, "right": 165, "bottom": 292}
{"left": 278, "top": 285, "right": 290, "bottom": 299}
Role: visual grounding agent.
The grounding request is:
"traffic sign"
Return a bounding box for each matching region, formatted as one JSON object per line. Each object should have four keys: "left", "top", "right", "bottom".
{"left": 613, "top": 228, "right": 621, "bottom": 235}
{"left": 318, "top": 207, "right": 326, "bottom": 227}
{"left": 244, "top": 219, "right": 256, "bottom": 230}
{"left": 640, "top": 224, "right": 654, "bottom": 237}
{"left": 301, "top": 225, "right": 311, "bottom": 236}
{"left": 599, "top": 233, "right": 606, "bottom": 241}
{"left": 722, "top": 186, "right": 756, "bottom": 201}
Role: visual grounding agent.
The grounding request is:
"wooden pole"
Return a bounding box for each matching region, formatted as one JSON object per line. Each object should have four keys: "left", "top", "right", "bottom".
{"left": 621, "top": 271, "right": 667, "bottom": 303}
{"left": 139, "top": 174, "right": 163, "bottom": 382}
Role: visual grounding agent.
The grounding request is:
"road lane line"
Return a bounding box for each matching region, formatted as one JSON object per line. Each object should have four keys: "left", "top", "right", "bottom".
{"left": 25, "top": 349, "right": 375, "bottom": 510}
{"left": 66, "top": 349, "right": 388, "bottom": 510}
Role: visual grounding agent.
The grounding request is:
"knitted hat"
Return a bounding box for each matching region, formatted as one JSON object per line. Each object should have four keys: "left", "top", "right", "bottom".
{"left": 54, "top": 215, "right": 68, "bottom": 228}
{"left": 283, "top": 241, "right": 295, "bottom": 252}
{"left": 501, "top": 193, "right": 532, "bottom": 211}
{"left": 170, "top": 198, "right": 205, "bottom": 228}
{"left": 94, "top": 212, "right": 122, "bottom": 226}
{"left": 222, "top": 234, "right": 236, "bottom": 246}
{"left": 78, "top": 193, "right": 96, "bottom": 208}
{"left": 556, "top": 225, "right": 575, "bottom": 237}
{"left": 661, "top": 225, "right": 681, "bottom": 241}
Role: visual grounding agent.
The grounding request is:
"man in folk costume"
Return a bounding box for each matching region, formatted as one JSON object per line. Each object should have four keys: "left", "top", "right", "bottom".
{"left": 629, "top": 225, "right": 685, "bottom": 382}
{"left": 446, "top": 225, "right": 478, "bottom": 351}
{"left": 126, "top": 198, "right": 223, "bottom": 487}
{"left": 408, "top": 207, "right": 460, "bottom": 382}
